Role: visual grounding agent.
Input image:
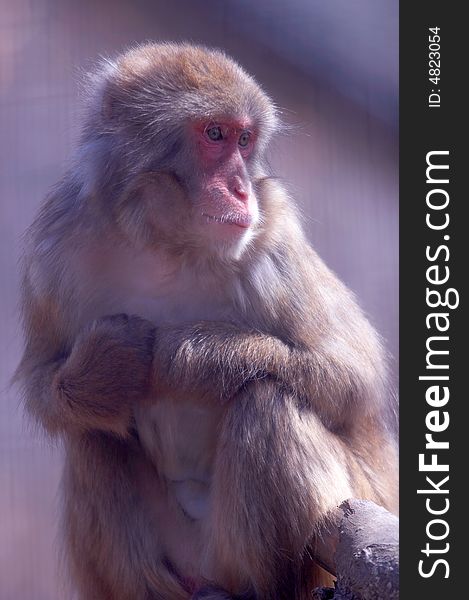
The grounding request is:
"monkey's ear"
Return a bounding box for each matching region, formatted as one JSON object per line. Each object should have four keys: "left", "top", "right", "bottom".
{"left": 114, "top": 172, "right": 187, "bottom": 247}
{"left": 113, "top": 173, "right": 158, "bottom": 245}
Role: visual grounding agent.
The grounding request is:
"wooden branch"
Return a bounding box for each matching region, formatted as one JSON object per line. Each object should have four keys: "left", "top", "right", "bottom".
{"left": 312, "top": 499, "right": 399, "bottom": 600}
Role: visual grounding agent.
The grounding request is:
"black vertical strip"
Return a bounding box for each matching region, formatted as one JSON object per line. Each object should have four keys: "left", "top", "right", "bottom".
{"left": 400, "top": 2, "right": 464, "bottom": 597}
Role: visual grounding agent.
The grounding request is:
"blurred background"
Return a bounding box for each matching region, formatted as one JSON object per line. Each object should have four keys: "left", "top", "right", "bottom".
{"left": 0, "top": 1, "right": 398, "bottom": 598}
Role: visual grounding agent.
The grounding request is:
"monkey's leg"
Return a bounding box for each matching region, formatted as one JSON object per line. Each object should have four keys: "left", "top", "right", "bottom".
{"left": 63, "top": 431, "right": 190, "bottom": 600}
{"left": 208, "top": 380, "right": 354, "bottom": 600}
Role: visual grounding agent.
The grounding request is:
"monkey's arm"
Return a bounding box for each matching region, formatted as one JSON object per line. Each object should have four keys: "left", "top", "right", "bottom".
{"left": 152, "top": 321, "right": 384, "bottom": 427}
{"left": 18, "top": 312, "right": 155, "bottom": 436}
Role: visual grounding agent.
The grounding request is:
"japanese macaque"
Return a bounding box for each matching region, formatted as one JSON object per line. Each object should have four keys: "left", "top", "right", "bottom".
{"left": 17, "top": 43, "right": 398, "bottom": 600}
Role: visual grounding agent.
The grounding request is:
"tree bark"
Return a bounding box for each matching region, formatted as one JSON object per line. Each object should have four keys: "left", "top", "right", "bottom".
{"left": 312, "top": 499, "right": 399, "bottom": 600}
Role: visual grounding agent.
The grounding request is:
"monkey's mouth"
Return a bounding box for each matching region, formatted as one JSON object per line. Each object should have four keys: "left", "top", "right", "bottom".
{"left": 202, "top": 212, "right": 252, "bottom": 229}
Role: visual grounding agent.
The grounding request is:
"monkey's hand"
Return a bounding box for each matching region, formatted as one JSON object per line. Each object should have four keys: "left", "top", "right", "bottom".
{"left": 151, "top": 321, "right": 385, "bottom": 431}
{"left": 151, "top": 321, "right": 289, "bottom": 401}
{"left": 55, "top": 314, "right": 155, "bottom": 435}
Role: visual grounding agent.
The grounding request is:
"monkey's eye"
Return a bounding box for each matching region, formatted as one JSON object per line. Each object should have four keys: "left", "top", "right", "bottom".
{"left": 238, "top": 131, "right": 251, "bottom": 148}
{"left": 206, "top": 126, "right": 223, "bottom": 141}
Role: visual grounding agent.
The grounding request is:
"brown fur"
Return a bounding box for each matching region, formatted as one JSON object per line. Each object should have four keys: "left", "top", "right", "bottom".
{"left": 16, "top": 43, "right": 397, "bottom": 599}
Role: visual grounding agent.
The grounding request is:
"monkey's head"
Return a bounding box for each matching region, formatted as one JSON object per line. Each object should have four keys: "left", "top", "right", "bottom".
{"left": 81, "top": 43, "right": 279, "bottom": 259}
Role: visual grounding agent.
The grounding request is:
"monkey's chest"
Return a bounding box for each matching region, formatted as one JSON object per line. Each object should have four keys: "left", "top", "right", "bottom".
{"left": 135, "top": 397, "right": 225, "bottom": 520}
{"left": 91, "top": 246, "right": 237, "bottom": 325}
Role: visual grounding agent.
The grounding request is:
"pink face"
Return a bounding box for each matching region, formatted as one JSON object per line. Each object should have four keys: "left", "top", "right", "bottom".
{"left": 191, "top": 119, "right": 259, "bottom": 245}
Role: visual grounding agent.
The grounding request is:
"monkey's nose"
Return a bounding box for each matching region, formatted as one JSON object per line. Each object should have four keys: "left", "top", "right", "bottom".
{"left": 233, "top": 177, "right": 249, "bottom": 202}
